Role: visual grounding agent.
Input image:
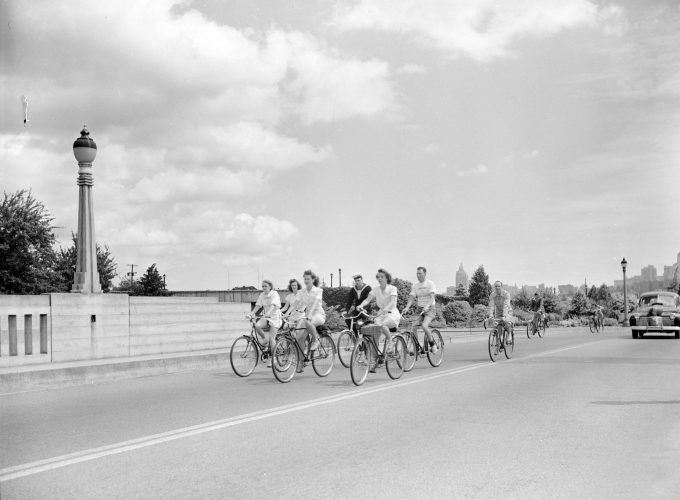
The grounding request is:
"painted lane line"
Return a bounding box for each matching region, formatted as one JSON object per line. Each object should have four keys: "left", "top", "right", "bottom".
{"left": 0, "top": 338, "right": 610, "bottom": 482}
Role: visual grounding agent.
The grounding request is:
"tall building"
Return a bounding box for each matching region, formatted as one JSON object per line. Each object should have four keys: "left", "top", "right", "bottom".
{"left": 455, "top": 263, "right": 468, "bottom": 289}
{"left": 640, "top": 265, "right": 657, "bottom": 281}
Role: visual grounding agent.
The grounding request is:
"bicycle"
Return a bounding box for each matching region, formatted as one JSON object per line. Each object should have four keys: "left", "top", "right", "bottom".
{"left": 399, "top": 311, "right": 444, "bottom": 372}
{"left": 485, "top": 318, "right": 514, "bottom": 362}
{"left": 230, "top": 314, "right": 276, "bottom": 377}
{"left": 526, "top": 311, "right": 545, "bottom": 339}
{"left": 336, "top": 312, "right": 371, "bottom": 368}
{"left": 349, "top": 321, "right": 407, "bottom": 386}
{"left": 588, "top": 314, "right": 601, "bottom": 333}
{"left": 271, "top": 317, "right": 336, "bottom": 383}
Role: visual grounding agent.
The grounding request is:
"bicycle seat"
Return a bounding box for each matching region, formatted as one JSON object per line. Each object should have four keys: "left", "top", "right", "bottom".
{"left": 316, "top": 324, "right": 330, "bottom": 334}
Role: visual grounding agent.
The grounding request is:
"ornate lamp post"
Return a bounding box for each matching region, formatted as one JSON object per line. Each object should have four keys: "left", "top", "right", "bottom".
{"left": 621, "top": 257, "right": 628, "bottom": 326}
{"left": 71, "top": 125, "right": 102, "bottom": 293}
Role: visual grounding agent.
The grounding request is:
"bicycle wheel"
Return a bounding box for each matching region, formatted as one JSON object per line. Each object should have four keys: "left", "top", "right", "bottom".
{"left": 488, "top": 330, "right": 500, "bottom": 362}
{"left": 402, "top": 332, "right": 417, "bottom": 372}
{"left": 272, "top": 337, "right": 298, "bottom": 383}
{"left": 386, "top": 336, "right": 406, "bottom": 380}
{"left": 230, "top": 336, "right": 258, "bottom": 377}
{"left": 427, "top": 329, "right": 444, "bottom": 367}
{"left": 336, "top": 330, "right": 355, "bottom": 368}
{"left": 312, "top": 334, "right": 336, "bottom": 377}
{"left": 526, "top": 324, "right": 532, "bottom": 339}
{"left": 589, "top": 318, "right": 596, "bottom": 333}
{"left": 350, "top": 338, "right": 371, "bottom": 386}
{"left": 504, "top": 328, "right": 514, "bottom": 359}
{"left": 538, "top": 320, "right": 545, "bottom": 338}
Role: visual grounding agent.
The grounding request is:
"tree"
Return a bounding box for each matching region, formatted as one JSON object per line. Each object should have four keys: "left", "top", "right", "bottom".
{"left": 0, "top": 190, "right": 62, "bottom": 294}
{"left": 512, "top": 289, "right": 531, "bottom": 311}
{"left": 468, "top": 266, "right": 492, "bottom": 306}
{"left": 442, "top": 300, "right": 473, "bottom": 326}
{"left": 543, "top": 291, "right": 559, "bottom": 314}
{"left": 392, "top": 277, "right": 412, "bottom": 311}
{"left": 569, "top": 291, "right": 588, "bottom": 316}
{"left": 452, "top": 283, "right": 470, "bottom": 303}
{"left": 138, "top": 264, "right": 167, "bottom": 296}
{"left": 53, "top": 233, "right": 118, "bottom": 292}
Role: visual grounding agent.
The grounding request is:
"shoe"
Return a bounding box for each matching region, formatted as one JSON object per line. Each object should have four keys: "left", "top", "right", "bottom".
{"left": 385, "top": 341, "right": 394, "bottom": 355}
{"left": 369, "top": 366, "right": 377, "bottom": 373}
{"left": 309, "top": 340, "right": 320, "bottom": 352}
{"left": 266, "top": 360, "right": 272, "bottom": 368}
{"left": 430, "top": 343, "right": 438, "bottom": 355}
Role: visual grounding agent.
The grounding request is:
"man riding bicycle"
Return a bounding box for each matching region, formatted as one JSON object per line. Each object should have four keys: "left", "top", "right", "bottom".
{"left": 344, "top": 273, "right": 372, "bottom": 333}
{"left": 488, "top": 281, "right": 513, "bottom": 342}
{"left": 402, "top": 266, "right": 438, "bottom": 355}
{"left": 530, "top": 292, "right": 545, "bottom": 330}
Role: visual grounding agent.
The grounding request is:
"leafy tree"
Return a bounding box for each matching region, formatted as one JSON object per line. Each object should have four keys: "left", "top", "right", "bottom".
{"left": 114, "top": 277, "right": 143, "bottom": 296}
{"left": 543, "top": 291, "right": 559, "bottom": 314}
{"left": 512, "top": 289, "right": 532, "bottom": 311}
{"left": 392, "top": 277, "right": 412, "bottom": 311}
{"left": 442, "top": 300, "right": 472, "bottom": 326}
{"left": 0, "top": 190, "right": 63, "bottom": 294}
{"left": 468, "top": 266, "right": 492, "bottom": 306}
{"left": 452, "top": 283, "right": 470, "bottom": 303}
{"left": 322, "top": 287, "right": 351, "bottom": 309}
{"left": 53, "top": 233, "right": 117, "bottom": 292}
{"left": 569, "top": 291, "right": 589, "bottom": 316}
{"left": 138, "top": 264, "right": 168, "bottom": 296}
{"left": 667, "top": 276, "right": 679, "bottom": 294}
{"left": 233, "top": 285, "right": 257, "bottom": 291}
{"left": 472, "top": 304, "right": 488, "bottom": 325}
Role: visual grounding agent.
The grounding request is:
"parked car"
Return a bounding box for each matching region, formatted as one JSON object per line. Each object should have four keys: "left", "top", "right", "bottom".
{"left": 629, "top": 291, "right": 680, "bottom": 339}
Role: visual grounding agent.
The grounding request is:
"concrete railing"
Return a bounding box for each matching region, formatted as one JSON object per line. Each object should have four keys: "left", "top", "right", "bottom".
{"left": 0, "top": 295, "right": 52, "bottom": 367}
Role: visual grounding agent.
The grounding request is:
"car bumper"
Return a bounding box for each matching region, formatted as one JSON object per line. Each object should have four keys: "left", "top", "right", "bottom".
{"left": 631, "top": 326, "right": 680, "bottom": 333}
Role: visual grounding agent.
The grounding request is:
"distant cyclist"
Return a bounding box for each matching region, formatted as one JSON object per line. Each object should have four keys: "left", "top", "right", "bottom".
{"left": 488, "top": 281, "right": 513, "bottom": 341}
{"left": 253, "top": 280, "right": 282, "bottom": 366}
{"left": 344, "top": 273, "right": 372, "bottom": 333}
{"left": 402, "top": 266, "right": 438, "bottom": 354}
{"left": 357, "top": 268, "right": 401, "bottom": 354}
{"left": 530, "top": 292, "right": 544, "bottom": 330}
{"left": 592, "top": 303, "right": 605, "bottom": 328}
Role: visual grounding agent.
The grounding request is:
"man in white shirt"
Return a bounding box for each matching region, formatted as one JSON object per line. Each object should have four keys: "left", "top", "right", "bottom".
{"left": 402, "top": 266, "right": 438, "bottom": 354}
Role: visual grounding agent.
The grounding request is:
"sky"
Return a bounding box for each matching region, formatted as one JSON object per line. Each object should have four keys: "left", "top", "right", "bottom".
{"left": 1, "top": 0, "right": 679, "bottom": 292}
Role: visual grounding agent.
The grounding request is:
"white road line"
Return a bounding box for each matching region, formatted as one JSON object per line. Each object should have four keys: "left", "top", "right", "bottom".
{"left": 0, "top": 337, "right": 611, "bottom": 482}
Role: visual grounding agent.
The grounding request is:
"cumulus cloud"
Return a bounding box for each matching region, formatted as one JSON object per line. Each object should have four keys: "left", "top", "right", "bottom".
{"left": 457, "top": 164, "right": 489, "bottom": 177}
{"left": 425, "top": 143, "right": 439, "bottom": 154}
{"left": 332, "top": 0, "right": 624, "bottom": 62}
{"left": 522, "top": 149, "right": 540, "bottom": 160}
{"left": 397, "top": 63, "right": 426, "bottom": 74}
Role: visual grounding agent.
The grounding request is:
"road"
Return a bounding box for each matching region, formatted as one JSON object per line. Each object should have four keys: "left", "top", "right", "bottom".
{"left": 1, "top": 327, "right": 679, "bottom": 499}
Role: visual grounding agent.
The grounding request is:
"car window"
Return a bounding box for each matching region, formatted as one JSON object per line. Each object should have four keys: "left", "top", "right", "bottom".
{"left": 640, "top": 295, "right": 676, "bottom": 306}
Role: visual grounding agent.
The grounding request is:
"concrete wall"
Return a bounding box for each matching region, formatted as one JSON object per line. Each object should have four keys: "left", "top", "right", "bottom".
{"left": 0, "top": 295, "right": 51, "bottom": 367}
{"left": 0, "top": 294, "right": 252, "bottom": 366}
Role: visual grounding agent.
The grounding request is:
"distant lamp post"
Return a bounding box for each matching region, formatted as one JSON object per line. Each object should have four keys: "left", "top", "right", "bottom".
{"left": 330, "top": 273, "right": 334, "bottom": 288}
{"left": 338, "top": 268, "right": 342, "bottom": 288}
{"left": 621, "top": 257, "right": 628, "bottom": 326}
{"left": 71, "top": 125, "right": 102, "bottom": 293}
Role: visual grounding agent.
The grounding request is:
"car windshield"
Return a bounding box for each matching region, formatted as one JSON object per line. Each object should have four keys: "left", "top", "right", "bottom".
{"left": 639, "top": 295, "right": 676, "bottom": 307}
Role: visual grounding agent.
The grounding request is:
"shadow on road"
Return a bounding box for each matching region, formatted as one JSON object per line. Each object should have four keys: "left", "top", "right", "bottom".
{"left": 592, "top": 400, "right": 680, "bottom": 405}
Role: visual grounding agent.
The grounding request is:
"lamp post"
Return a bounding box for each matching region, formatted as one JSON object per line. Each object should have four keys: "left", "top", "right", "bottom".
{"left": 338, "top": 268, "right": 342, "bottom": 288}
{"left": 71, "top": 125, "right": 102, "bottom": 293}
{"left": 330, "top": 273, "right": 334, "bottom": 287}
{"left": 621, "top": 257, "right": 628, "bottom": 326}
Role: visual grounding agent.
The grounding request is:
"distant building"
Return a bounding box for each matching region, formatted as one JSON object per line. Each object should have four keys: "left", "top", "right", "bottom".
{"left": 455, "top": 264, "right": 468, "bottom": 289}
{"left": 558, "top": 284, "right": 576, "bottom": 296}
{"left": 640, "top": 265, "right": 657, "bottom": 281}
{"left": 445, "top": 286, "right": 457, "bottom": 296}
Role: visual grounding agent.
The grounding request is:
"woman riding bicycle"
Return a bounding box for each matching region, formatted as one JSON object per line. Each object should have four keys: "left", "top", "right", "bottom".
{"left": 280, "top": 279, "right": 302, "bottom": 317}
{"left": 253, "top": 280, "right": 282, "bottom": 366}
{"left": 357, "top": 268, "right": 401, "bottom": 354}
{"left": 286, "top": 270, "right": 325, "bottom": 354}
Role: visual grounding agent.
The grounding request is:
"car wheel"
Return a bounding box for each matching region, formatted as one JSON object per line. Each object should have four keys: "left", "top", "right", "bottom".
{"left": 631, "top": 331, "right": 638, "bottom": 339}
{"left": 638, "top": 332, "right": 644, "bottom": 338}
{"left": 675, "top": 331, "right": 679, "bottom": 339}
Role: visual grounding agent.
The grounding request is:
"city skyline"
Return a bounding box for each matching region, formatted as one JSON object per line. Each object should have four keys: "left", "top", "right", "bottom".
{"left": 2, "top": 0, "right": 679, "bottom": 292}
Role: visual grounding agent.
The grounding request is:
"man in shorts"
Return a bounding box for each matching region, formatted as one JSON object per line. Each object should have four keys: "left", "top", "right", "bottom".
{"left": 402, "top": 266, "right": 438, "bottom": 354}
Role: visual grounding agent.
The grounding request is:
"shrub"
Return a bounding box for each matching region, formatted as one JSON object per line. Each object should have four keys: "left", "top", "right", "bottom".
{"left": 322, "top": 304, "right": 346, "bottom": 331}
{"left": 472, "top": 304, "right": 488, "bottom": 326}
{"left": 322, "top": 287, "right": 351, "bottom": 309}
{"left": 442, "top": 301, "right": 472, "bottom": 327}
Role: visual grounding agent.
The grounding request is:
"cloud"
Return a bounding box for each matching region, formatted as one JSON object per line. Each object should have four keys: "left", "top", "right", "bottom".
{"left": 457, "top": 164, "right": 488, "bottom": 177}
{"left": 522, "top": 149, "right": 540, "bottom": 160}
{"left": 332, "top": 0, "right": 624, "bottom": 62}
{"left": 425, "top": 143, "right": 439, "bottom": 154}
{"left": 397, "top": 63, "right": 426, "bottom": 74}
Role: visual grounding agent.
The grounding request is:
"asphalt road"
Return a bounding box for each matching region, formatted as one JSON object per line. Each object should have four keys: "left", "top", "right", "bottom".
{"left": 1, "top": 327, "right": 679, "bottom": 499}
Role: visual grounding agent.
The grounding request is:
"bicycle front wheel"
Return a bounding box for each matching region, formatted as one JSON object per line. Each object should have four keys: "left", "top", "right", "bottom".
{"left": 488, "top": 330, "right": 500, "bottom": 362}
{"left": 526, "top": 323, "right": 532, "bottom": 339}
{"left": 504, "top": 328, "right": 514, "bottom": 359}
{"left": 272, "top": 337, "right": 298, "bottom": 383}
{"left": 589, "top": 319, "right": 596, "bottom": 333}
{"left": 386, "top": 336, "right": 406, "bottom": 380}
{"left": 337, "top": 330, "right": 355, "bottom": 368}
{"left": 230, "top": 336, "right": 258, "bottom": 377}
{"left": 350, "top": 338, "right": 371, "bottom": 386}
{"left": 312, "top": 334, "right": 336, "bottom": 377}
{"left": 402, "top": 332, "right": 417, "bottom": 372}
{"left": 539, "top": 321, "right": 545, "bottom": 338}
{"left": 427, "top": 329, "right": 444, "bottom": 367}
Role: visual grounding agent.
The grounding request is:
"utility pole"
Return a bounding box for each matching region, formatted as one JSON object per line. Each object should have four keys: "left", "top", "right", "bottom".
{"left": 162, "top": 274, "right": 166, "bottom": 290}
{"left": 338, "top": 268, "right": 342, "bottom": 288}
{"left": 127, "top": 264, "right": 137, "bottom": 286}
{"left": 330, "top": 273, "right": 334, "bottom": 287}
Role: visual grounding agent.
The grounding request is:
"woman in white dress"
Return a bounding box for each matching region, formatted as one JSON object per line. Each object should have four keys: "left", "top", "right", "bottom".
{"left": 357, "top": 268, "right": 401, "bottom": 354}
{"left": 280, "top": 279, "right": 302, "bottom": 319}
{"left": 253, "top": 280, "right": 282, "bottom": 366}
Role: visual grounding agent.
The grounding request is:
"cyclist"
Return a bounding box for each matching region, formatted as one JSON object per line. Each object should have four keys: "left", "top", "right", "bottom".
{"left": 592, "top": 303, "right": 605, "bottom": 329}
{"left": 253, "top": 280, "right": 282, "bottom": 366}
{"left": 402, "top": 266, "right": 438, "bottom": 354}
{"left": 488, "top": 281, "right": 513, "bottom": 343}
{"left": 529, "top": 292, "right": 544, "bottom": 332}
{"left": 280, "top": 278, "right": 302, "bottom": 316}
{"left": 357, "top": 268, "right": 401, "bottom": 355}
{"left": 344, "top": 273, "right": 372, "bottom": 333}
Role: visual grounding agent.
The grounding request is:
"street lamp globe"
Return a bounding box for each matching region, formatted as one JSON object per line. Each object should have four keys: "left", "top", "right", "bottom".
{"left": 620, "top": 258, "right": 627, "bottom": 272}
{"left": 73, "top": 125, "right": 97, "bottom": 163}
